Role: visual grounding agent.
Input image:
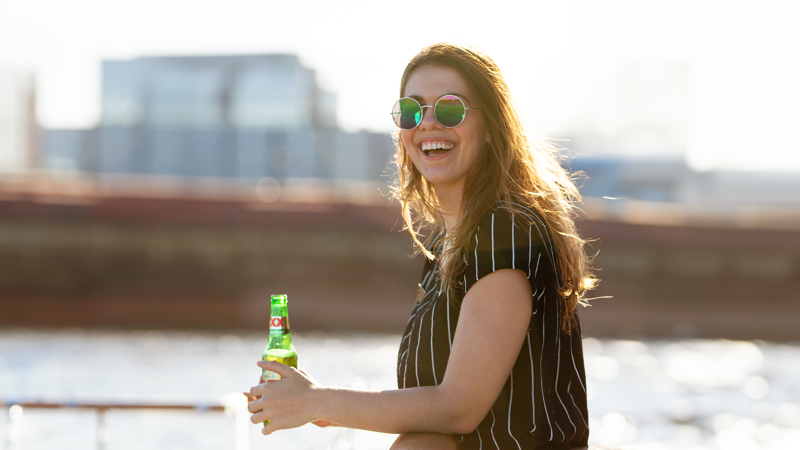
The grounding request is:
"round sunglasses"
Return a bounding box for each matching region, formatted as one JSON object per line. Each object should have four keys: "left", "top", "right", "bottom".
{"left": 391, "top": 95, "right": 480, "bottom": 130}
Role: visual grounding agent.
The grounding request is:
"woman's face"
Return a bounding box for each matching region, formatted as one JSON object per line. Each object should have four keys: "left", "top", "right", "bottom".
{"left": 401, "top": 64, "right": 488, "bottom": 194}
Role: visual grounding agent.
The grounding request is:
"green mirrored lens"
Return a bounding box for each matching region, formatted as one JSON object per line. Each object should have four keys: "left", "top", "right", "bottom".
{"left": 435, "top": 95, "right": 466, "bottom": 127}
{"left": 392, "top": 98, "right": 422, "bottom": 129}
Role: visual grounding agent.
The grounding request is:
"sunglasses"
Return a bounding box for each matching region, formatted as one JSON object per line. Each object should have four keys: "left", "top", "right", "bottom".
{"left": 391, "top": 95, "right": 480, "bottom": 130}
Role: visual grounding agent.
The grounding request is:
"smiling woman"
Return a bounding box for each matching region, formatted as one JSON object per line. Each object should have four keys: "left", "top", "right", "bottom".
{"left": 246, "top": 43, "right": 598, "bottom": 450}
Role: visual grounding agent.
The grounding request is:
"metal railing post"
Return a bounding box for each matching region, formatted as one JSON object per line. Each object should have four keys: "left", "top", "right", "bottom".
{"left": 234, "top": 409, "right": 249, "bottom": 450}
{"left": 6, "top": 405, "right": 23, "bottom": 450}
{"left": 96, "top": 407, "right": 108, "bottom": 450}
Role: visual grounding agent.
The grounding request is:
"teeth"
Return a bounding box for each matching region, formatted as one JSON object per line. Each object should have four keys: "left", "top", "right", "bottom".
{"left": 421, "top": 141, "right": 454, "bottom": 151}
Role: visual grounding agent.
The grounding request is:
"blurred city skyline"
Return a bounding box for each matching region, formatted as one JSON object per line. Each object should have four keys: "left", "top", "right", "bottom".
{"left": 1, "top": 0, "right": 799, "bottom": 172}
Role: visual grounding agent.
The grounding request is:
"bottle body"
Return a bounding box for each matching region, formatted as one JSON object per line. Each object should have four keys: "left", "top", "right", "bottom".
{"left": 261, "top": 350, "right": 298, "bottom": 382}
{"left": 260, "top": 294, "right": 298, "bottom": 425}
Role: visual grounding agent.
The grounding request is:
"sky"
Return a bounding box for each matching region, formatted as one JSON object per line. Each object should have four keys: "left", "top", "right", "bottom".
{"left": 1, "top": 0, "right": 799, "bottom": 172}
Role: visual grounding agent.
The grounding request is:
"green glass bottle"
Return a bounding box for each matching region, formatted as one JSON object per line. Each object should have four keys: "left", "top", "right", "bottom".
{"left": 259, "top": 294, "right": 298, "bottom": 425}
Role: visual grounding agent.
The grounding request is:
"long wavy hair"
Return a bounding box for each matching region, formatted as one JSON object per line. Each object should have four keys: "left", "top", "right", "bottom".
{"left": 390, "top": 43, "right": 597, "bottom": 333}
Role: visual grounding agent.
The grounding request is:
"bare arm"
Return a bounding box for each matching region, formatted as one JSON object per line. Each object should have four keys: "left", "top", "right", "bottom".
{"left": 248, "top": 268, "right": 533, "bottom": 436}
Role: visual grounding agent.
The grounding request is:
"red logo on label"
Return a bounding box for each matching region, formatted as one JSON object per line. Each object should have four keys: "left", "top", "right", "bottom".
{"left": 270, "top": 317, "right": 283, "bottom": 328}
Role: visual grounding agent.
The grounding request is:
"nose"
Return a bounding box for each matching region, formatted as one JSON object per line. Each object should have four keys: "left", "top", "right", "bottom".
{"left": 418, "top": 105, "right": 441, "bottom": 130}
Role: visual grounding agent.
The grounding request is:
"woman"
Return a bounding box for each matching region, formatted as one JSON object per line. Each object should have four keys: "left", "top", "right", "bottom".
{"left": 247, "top": 43, "right": 597, "bottom": 450}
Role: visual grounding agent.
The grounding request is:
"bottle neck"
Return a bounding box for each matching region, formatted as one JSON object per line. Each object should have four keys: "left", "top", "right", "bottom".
{"left": 269, "top": 296, "right": 291, "bottom": 336}
{"left": 268, "top": 318, "right": 293, "bottom": 348}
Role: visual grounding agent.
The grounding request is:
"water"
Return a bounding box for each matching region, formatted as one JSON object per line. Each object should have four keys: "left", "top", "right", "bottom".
{"left": 1, "top": 329, "right": 799, "bottom": 450}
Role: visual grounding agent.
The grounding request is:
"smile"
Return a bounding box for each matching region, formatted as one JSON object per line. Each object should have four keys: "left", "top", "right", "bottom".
{"left": 420, "top": 141, "right": 455, "bottom": 157}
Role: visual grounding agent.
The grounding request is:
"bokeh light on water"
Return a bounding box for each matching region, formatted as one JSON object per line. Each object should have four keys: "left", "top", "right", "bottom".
{"left": 583, "top": 337, "right": 800, "bottom": 449}
{"left": 1, "top": 329, "right": 799, "bottom": 449}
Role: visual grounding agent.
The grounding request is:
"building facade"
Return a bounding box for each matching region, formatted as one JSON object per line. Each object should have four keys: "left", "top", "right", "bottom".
{"left": 41, "top": 54, "right": 395, "bottom": 182}
{"left": 0, "top": 66, "right": 36, "bottom": 173}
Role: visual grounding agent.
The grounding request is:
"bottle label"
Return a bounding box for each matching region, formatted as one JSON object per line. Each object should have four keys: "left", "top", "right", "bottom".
{"left": 270, "top": 316, "right": 290, "bottom": 333}
{"left": 261, "top": 370, "right": 281, "bottom": 382}
{"left": 260, "top": 355, "right": 296, "bottom": 383}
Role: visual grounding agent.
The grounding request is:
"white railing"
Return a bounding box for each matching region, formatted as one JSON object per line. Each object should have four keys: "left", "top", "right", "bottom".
{"left": 3, "top": 397, "right": 249, "bottom": 450}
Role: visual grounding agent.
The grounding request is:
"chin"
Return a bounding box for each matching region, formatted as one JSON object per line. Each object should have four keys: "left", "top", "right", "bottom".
{"left": 423, "top": 174, "right": 461, "bottom": 189}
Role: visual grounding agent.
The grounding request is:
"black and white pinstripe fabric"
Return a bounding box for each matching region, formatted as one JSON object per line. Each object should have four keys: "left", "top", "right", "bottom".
{"left": 396, "top": 202, "right": 589, "bottom": 449}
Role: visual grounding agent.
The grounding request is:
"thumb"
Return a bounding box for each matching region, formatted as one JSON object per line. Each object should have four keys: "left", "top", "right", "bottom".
{"left": 257, "top": 360, "right": 295, "bottom": 378}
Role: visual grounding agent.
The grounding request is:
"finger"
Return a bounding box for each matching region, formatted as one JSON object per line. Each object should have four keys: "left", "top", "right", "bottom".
{"left": 247, "top": 398, "right": 262, "bottom": 414}
{"left": 250, "top": 408, "right": 271, "bottom": 425}
{"left": 247, "top": 394, "right": 269, "bottom": 415}
{"left": 261, "top": 420, "right": 281, "bottom": 436}
{"left": 250, "top": 381, "right": 271, "bottom": 397}
{"left": 257, "top": 360, "right": 296, "bottom": 378}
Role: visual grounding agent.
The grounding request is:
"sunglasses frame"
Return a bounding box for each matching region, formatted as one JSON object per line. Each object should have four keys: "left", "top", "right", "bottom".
{"left": 391, "top": 94, "right": 480, "bottom": 130}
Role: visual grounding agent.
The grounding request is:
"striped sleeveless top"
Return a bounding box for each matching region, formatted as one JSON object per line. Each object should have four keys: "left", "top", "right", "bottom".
{"left": 396, "top": 202, "right": 590, "bottom": 449}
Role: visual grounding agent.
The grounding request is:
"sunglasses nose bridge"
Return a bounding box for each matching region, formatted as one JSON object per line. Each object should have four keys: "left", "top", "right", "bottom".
{"left": 418, "top": 105, "right": 440, "bottom": 129}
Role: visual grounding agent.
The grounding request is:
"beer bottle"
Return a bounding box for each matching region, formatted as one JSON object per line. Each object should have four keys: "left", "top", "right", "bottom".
{"left": 258, "top": 294, "right": 298, "bottom": 425}
{"left": 262, "top": 294, "right": 298, "bottom": 381}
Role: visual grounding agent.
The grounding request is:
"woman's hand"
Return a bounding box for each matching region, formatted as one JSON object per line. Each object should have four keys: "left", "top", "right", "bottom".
{"left": 247, "top": 360, "right": 321, "bottom": 435}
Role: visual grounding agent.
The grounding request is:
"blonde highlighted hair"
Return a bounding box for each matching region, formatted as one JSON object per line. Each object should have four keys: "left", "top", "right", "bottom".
{"left": 391, "top": 43, "right": 597, "bottom": 333}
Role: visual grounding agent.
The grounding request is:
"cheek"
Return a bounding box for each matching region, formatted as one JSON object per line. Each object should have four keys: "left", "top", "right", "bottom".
{"left": 466, "top": 144, "right": 484, "bottom": 170}
{"left": 400, "top": 130, "right": 414, "bottom": 147}
{"left": 401, "top": 134, "right": 418, "bottom": 162}
{"left": 467, "top": 132, "right": 487, "bottom": 164}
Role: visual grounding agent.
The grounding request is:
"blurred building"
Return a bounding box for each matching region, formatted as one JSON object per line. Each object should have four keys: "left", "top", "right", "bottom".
{"left": 568, "top": 157, "right": 690, "bottom": 203}
{"left": 569, "top": 156, "right": 800, "bottom": 208}
{"left": 101, "top": 54, "right": 336, "bottom": 130}
{"left": 559, "top": 59, "right": 800, "bottom": 207}
{"left": 0, "top": 66, "right": 37, "bottom": 173}
{"left": 40, "top": 54, "right": 394, "bottom": 182}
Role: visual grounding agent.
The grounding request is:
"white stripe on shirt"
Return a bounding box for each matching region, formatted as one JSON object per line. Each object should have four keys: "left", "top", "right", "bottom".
{"left": 491, "top": 213, "right": 496, "bottom": 272}
{"left": 508, "top": 370, "right": 522, "bottom": 450}
{"left": 475, "top": 232, "right": 480, "bottom": 281}
{"left": 415, "top": 309, "right": 427, "bottom": 387}
{"left": 527, "top": 331, "right": 536, "bottom": 433}
{"left": 430, "top": 302, "right": 437, "bottom": 385}
{"left": 446, "top": 289, "right": 452, "bottom": 349}
{"left": 511, "top": 213, "right": 515, "bottom": 269}
{"left": 540, "top": 289, "right": 553, "bottom": 440}
{"left": 489, "top": 409, "right": 499, "bottom": 450}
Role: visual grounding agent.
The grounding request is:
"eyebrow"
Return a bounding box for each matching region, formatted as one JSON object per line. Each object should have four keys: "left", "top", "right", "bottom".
{"left": 407, "top": 92, "right": 473, "bottom": 105}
